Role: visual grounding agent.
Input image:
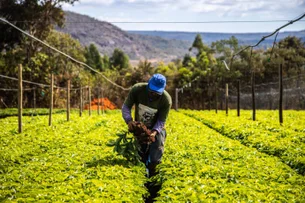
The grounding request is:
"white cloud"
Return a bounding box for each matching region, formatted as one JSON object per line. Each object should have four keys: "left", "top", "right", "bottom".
{"left": 176, "top": 0, "right": 305, "bottom": 17}
{"left": 78, "top": 0, "right": 115, "bottom": 5}
{"left": 97, "top": 15, "right": 133, "bottom": 22}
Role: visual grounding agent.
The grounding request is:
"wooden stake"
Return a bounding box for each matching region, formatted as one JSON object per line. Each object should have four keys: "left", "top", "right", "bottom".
{"left": 175, "top": 88, "right": 178, "bottom": 110}
{"left": 18, "top": 64, "right": 23, "bottom": 133}
{"left": 225, "top": 83, "right": 228, "bottom": 115}
{"left": 279, "top": 64, "right": 283, "bottom": 124}
{"left": 237, "top": 80, "right": 240, "bottom": 117}
{"left": 215, "top": 82, "right": 218, "bottom": 114}
{"left": 98, "top": 87, "right": 100, "bottom": 115}
{"left": 49, "top": 73, "right": 54, "bottom": 126}
{"left": 80, "top": 86, "right": 83, "bottom": 117}
{"left": 67, "top": 79, "right": 70, "bottom": 121}
{"left": 101, "top": 88, "right": 104, "bottom": 114}
{"left": 88, "top": 86, "right": 91, "bottom": 116}
{"left": 252, "top": 71, "right": 256, "bottom": 121}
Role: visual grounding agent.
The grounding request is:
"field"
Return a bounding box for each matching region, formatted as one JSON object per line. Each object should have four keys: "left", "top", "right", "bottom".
{"left": 1, "top": 109, "right": 305, "bottom": 202}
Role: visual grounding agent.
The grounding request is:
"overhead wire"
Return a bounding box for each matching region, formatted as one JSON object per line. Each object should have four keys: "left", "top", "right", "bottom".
{"left": 0, "top": 88, "right": 33, "bottom": 91}
{"left": 0, "top": 17, "right": 131, "bottom": 91}
{"left": 0, "top": 74, "right": 85, "bottom": 90}
{"left": 231, "top": 12, "right": 305, "bottom": 63}
{"left": 7, "top": 20, "right": 305, "bottom": 24}
{"left": 0, "top": 74, "right": 50, "bottom": 87}
{"left": 268, "top": 32, "right": 279, "bottom": 61}
{"left": 1, "top": 13, "right": 304, "bottom": 92}
{"left": 177, "top": 76, "right": 199, "bottom": 93}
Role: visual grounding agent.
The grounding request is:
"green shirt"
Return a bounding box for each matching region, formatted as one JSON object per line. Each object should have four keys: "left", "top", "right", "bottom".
{"left": 124, "top": 83, "right": 172, "bottom": 128}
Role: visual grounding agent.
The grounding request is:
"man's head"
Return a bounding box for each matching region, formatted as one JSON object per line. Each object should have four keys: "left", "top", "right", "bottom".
{"left": 148, "top": 74, "right": 166, "bottom": 101}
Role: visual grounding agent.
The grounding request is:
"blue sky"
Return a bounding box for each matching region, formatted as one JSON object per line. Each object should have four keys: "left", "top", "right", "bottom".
{"left": 63, "top": 0, "right": 305, "bottom": 33}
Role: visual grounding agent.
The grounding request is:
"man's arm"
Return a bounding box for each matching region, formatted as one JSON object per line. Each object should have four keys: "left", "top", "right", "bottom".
{"left": 122, "top": 85, "right": 137, "bottom": 124}
{"left": 152, "top": 120, "right": 165, "bottom": 134}
{"left": 153, "top": 90, "right": 172, "bottom": 132}
{"left": 122, "top": 103, "right": 133, "bottom": 124}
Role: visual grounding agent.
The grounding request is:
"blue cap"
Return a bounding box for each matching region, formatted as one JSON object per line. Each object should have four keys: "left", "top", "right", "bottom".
{"left": 148, "top": 74, "right": 166, "bottom": 94}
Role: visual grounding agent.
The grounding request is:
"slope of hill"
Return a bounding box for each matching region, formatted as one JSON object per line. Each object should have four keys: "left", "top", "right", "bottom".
{"left": 57, "top": 11, "right": 191, "bottom": 61}
{"left": 59, "top": 11, "right": 304, "bottom": 62}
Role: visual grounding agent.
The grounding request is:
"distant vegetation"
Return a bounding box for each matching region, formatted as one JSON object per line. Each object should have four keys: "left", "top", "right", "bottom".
{"left": 129, "top": 30, "right": 305, "bottom": 50}
{"left": 0, "top": 1, "right": 305, "bottom": 110}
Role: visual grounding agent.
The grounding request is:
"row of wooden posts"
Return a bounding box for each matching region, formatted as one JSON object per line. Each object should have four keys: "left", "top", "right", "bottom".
{"left": 174, "top": 64, "right": 284, "bottom": 124}
{"left": 17, "top": 64, "right": 105, "bottom": 133}
{"left": 16, "top": 64, "right": 285, "bottom": 133}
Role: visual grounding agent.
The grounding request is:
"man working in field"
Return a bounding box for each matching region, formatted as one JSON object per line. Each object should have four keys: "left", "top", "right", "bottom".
{"left": 122, "top": 73, "right": 172, "bottom": 177}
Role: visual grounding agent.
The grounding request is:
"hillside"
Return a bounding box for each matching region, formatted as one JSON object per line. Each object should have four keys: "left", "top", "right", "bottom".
{"left": 57, "top": 11, "right": 191, "bottom": 61}
{"left": 58, "top": 11, "right": 304, "bottom": 62}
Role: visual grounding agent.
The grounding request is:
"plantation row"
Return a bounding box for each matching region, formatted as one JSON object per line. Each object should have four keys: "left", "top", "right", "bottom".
{"left": 1, "top": 110, "right": 305, "bottom": 202}
{"left": 181, "top": 110, "right": 305, "bottom": 175}
{"left": 156, "top": 111, "right": 305, "bottom": 202}
{"left": 0, "top": 112, "right": 148, "bottom": 202}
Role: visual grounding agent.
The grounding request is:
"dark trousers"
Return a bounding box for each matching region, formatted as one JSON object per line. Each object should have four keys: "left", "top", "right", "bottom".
{"left": 138, "top": 129, "right": 166, "bottom": 177}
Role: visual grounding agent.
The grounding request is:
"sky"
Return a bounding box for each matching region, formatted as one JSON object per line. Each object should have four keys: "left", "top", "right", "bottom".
{"left": 62, "top": 0, "right": 305, "bottom": 33}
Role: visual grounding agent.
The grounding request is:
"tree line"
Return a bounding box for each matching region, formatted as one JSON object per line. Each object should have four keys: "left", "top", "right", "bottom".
{"left": 1, "top": 0, "right": 305, "bottom": 109}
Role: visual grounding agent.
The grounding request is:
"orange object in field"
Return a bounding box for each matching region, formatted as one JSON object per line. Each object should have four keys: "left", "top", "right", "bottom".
{"left": 84, "top": 98, "right": 117, "bottom": 110}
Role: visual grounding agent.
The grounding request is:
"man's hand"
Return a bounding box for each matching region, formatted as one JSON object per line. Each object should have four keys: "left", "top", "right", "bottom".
{"left": 149, "top": 130, "right": 157, "bottom": 143}
{"left": 128, "top": 121, "right": 136, "bottom": 132}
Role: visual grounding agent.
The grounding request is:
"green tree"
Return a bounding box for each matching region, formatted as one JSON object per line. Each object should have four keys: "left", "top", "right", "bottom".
{"left": 110, "top": 48, "right": 130, "bottom": 71}
{"left": 103, "top": 55, "right": 110, "bottom": 70}
{"left": 182, "top": 54, "right": 192, "bottom": 67}
{"left": 43, "top": 30, "right": 85, "bottom": 79}
{"left": 264, "top": 36, "right": 305, "bottom": 79}
{"left": 0, "top": 0, "right": 78, "bottom": 52}
{"left": 84, "top": 44, "right": 104, "bottom": 72}
{"left": 190, "top": 34, "right": 210, "bottom": 54}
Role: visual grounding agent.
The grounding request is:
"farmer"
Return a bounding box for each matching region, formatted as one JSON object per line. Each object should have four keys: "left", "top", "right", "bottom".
{"left": 122, "top": 73, "right": 172, "bottom": 177}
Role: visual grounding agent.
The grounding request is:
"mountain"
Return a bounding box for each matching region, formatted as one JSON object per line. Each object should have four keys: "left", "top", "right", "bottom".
{"left": 58, "top": 11, "right": 191, "bottom": 62}
{"left": 59, "top": 11, "right": 304, "bottom": 62}
{"left": 128, "top": 30, "right": 305, "bottom": 49}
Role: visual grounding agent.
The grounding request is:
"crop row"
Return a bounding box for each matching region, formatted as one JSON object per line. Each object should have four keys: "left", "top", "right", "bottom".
{"left": 181, "top": 110, "right": 305, "bottom": 175}
{"left": 2, "top": 110, "right": 305, "bottom": 202}
{"left": 0, "top": 112, "right": 148, "bottom": 202}
{"left": 155, "top": 111, "right": 305, "bottom": 202}
{"left": 231, "top": 110, "right": 305, "bottom": 133}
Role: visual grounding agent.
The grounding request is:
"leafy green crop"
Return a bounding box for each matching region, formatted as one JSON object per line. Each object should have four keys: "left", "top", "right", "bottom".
{"left": 107, "top": 131, "right": 142, "bottom": 165}
{"left": 181, "top": 110, "right": 305, "bottom": 175}
{"left": 155, "top": 111, "right": 305, "bottom": 202}
{"left": 0, "top": 111, "right": 148, "bottom": 202}
{"left": 1, "top": 109, "right": 305, "bottom": 202}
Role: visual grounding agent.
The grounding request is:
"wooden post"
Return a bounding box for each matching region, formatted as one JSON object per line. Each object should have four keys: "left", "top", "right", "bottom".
{"left": 101, "top": 88, "right": 104, "bottom": 114}
{"left": 175, "top": 88, "right": 178, "bottom": 110}
{"left": 279, "top": 64, "right": 283, "bottom": 124}
{"left": 49, "top": 73, "right": 54, "bottom": 126}
{"left": 98, "top": 87, "right": 100, "bottom": 115}
{"left": 79, "top": 86, "right": 83, "bottom": 117}
{"left": 251, "top": 71, "right": 256, "bottom": 121}
{"left": 237, "top": 80, "right": 240, "bottom": 116}
{"left": 88, "top": 86, "right": 91, "bottom": 116}
{"left": 208, "top": 86, "right": 211, "bottom": 111}
{"left": 215, "top": 82, "right": 218, "bottom": 114}
{"left": 18, "top": 64, "right": 23, "bottom": 133}
{"left": 67, "top": 79, "right": 70, "bottom": 121}
{"left": 33, "top": 87, "right": 36, "bottom": 114}
{"left": 225, "top": 83, "right": 228, "bottom": 115}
